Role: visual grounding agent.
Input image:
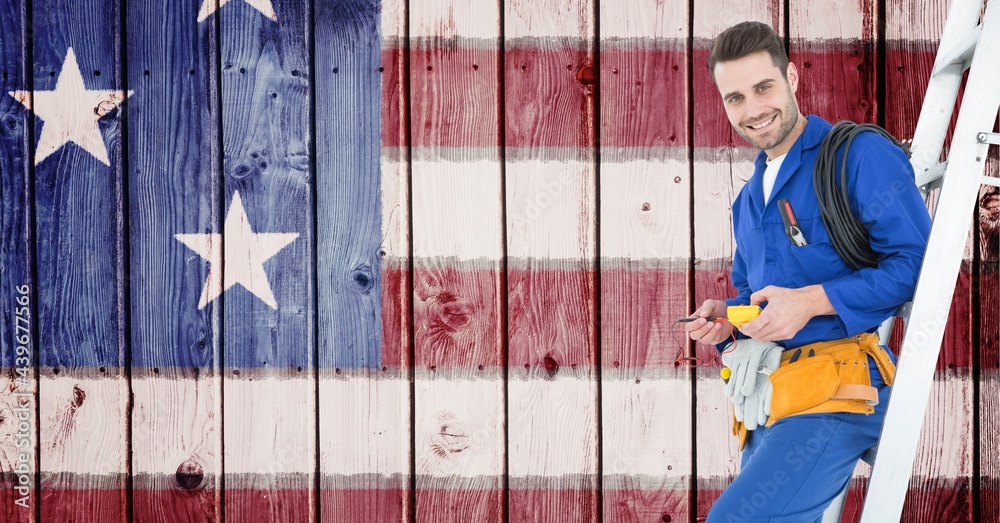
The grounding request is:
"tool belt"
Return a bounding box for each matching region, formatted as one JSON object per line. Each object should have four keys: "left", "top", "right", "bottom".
{"left": 732, "top": 332, "right": 897, "bottom": 450}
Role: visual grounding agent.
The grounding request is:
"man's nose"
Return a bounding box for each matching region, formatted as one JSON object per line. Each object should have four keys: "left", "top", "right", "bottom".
{"left": 745, "top": 96, "right": 766, "bottom": 119}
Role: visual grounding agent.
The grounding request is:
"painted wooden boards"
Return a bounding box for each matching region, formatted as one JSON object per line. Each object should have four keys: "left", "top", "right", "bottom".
{"left": 125, "top": 1, "right": 222, "bottom": 520}
{"left": 0, "top": 1, "right": 36, "bottom": 521}
{"left": 600, "top": 1, "right": 692, "bottom": 521}
{"left": 0, "top": 0, "right": 996, "bottom": 520}
{"left": 217, "top": 0, "right": 316, "bottom": 520}
{"left": 30, "top": 0, "right": 129, "bottom": 519}
{"left": 316, "top": 0, "right": 412, "bottom": 520}
{"left": 505, "top": 0, "right": 598, "bottom": 520}
{"left": 410, "top": 0, "right": 504, "bottom": 520}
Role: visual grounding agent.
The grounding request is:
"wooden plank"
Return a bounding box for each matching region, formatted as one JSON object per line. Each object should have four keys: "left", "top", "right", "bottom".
{"left": 25, "top": 0, "right": 129, "bottom": 519}
{"left": 409, "top": 0, "right": 504, "bottom": 520}
{"left": 503, "top": 1, "right": 598, "bottom": 520}
{"left": 124, "top": 0, "right": 222, "bottom": 519}
{"left": 691, "top": 1, "right": 782, "bottom": 516}
{"left": 788, "top": 0, "right": 877, "bottom": 123}
{"left": 315, "top": 0, "right": 411, "bottom": 521}
{"left": 980, "top": 151, "right": 1000, "bottom": 522}
{"left": 0, "top": 0, "right": 36, "bottom": 520}
{"left": 599, "top": 1, "right": 692, "bottom": 521}
{"left": 881, "top": 1, "right": 975, "bottom": 519}
{"left": 214, "top": 0, "right": 316, "bottom": 519}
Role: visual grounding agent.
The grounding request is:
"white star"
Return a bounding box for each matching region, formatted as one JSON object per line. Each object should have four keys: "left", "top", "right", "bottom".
{"left": 8, "top": 48, "right": 132, "bottom": 166}
{"left": 198, "top": 0, "right": 277, "bottom": 22}
{"left": 175, "top": 191, "right": 299, "bottom": 310}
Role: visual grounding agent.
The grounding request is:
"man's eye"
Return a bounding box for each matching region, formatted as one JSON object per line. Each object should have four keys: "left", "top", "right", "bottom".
{"left": 758, "top": 85, "right": 770, "bottom": 92}
{"left": 729, "top": 95, "right": 743, "bottom": 103}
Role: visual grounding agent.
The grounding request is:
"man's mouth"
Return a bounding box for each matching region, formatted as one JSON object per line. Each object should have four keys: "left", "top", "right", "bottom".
{"left": 748, "top": 115, "right": 776, "bottom": 131}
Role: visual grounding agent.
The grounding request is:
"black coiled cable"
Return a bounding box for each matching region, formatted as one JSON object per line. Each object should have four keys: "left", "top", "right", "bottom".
{"left": 813, "top": 121, "right": 910, "bottom": 270}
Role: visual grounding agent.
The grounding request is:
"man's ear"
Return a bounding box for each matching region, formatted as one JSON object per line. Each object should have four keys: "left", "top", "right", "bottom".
{"left": 786, "top": 62, "right": 800, "bottom": 92}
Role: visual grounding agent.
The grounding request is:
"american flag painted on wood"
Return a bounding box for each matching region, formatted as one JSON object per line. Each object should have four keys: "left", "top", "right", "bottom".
{"left": 0, "top": 0, "right": 996, "bottom": 521}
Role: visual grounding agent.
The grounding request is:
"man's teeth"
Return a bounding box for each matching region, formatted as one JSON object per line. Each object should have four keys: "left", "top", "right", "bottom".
{"left": 750, "top": 116, "right": 775, "bottom": 130}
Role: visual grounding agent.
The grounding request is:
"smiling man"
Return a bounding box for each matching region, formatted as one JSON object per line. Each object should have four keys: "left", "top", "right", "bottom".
{"left": 684, "top": 22, "right": 931, "bottom": 521}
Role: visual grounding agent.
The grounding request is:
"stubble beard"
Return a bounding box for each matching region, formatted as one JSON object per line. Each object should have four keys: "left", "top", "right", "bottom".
{"left": 738, "top": 89, "right": 800, "bottom": 152}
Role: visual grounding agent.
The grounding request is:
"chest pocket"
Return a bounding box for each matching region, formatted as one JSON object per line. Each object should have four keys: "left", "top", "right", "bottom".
{"left": 785, "top": 240, "right": 853, "bottom": 283}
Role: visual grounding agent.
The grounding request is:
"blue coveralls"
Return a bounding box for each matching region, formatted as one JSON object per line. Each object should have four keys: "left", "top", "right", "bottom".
{"left": 707, "top": 116, "right": 931, "bottom": 522}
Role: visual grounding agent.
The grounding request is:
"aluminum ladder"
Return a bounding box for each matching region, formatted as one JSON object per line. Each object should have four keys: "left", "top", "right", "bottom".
{"left": 822, "top": 0, "right": 1000, "bottom": 520}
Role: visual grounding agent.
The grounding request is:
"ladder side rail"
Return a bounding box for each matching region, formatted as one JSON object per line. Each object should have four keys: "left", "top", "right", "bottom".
{"left": 908, "top": 0, "right": 985, "bottom": 180}
{"left": 860, "top": 2, "right": 1000, "bottom": 520}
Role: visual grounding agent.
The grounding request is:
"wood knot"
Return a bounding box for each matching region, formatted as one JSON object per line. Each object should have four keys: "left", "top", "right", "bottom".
{"left": 576, "top": 66, "right": 596, "bottom": 85}
{"left": 430, "top": 412, "right": 470, "bottom": 456}
{"left": 543, "top": 355, "right": 559, "bottom": 378}
{"left": 71, "top": 386, "right": 86, "bottom": 408}
{"left": 175, "top": 459, "right": 205, "bottom": 490}
{"left": 352, "top": 265, "right": 375, "bottom": 293}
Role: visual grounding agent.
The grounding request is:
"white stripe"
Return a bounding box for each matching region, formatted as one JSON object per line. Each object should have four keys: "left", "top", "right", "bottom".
{"left": 0, "top": 374, "right": 35, "bottom": 475}
{"left": 505, "top": 0, "right": 594, "bottom": 40}
{"left": 602, "top": 375, "right": 692, "bottom": 478}
{"left": 320, "top": 376, "right": 410, "bottom": 476}
{"left": 43, "top": 373, "right": 967, "bottom": 479}
{"left": 693, "top": 158, "right": 753, "bottom": 260}
{"left": 600, "top": 0, "right": 687, "bottom": 40}
{"left": 909, "top": 372, "right": 971, "bottom": 478}
{"left": 410, "top": 0, "right": 500, "bottom": 40}
{"left": 412, "top": 160, "right": 503, "bottom": 261}
{"left": 693, "top": 2, "right": 783, "bottom": 39}
{"left": 789, "top": 0, "right": 868, "bottom": 41}
{"left": 600, "top": 159, "right": 690, "bottom": 260}
{"left": 696, "top": 373, "right": 741, "bottom": 478}
{"left": 132, "top": 376, "right": 220, "bottom": 475}
{"left": 886, "top": 0, "right": 949, "bottom": 42}
{"left": 224, "top": 377, "right": 316, "bottom": 475}
{"left": 414, "top": 377, "right": 503, "bottom": 477}
{"left": 40, "top": 375, "right": 127, "bottom": 474}
{"left": 507, "top": 160, "right": 595, "bottom": 261}
{"left": 381, "top": 159, "right": 409, "bottom": 261}
{"left": 381, "top": 0, "right": 404, "bottom": 40}
{"left": 508, "top": 375, "right": 597, "bottom": 477}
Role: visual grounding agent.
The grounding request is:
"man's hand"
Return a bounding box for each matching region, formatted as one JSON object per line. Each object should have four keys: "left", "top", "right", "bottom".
{"left": 739, "top": 284, "right": 835, "bottom": 342}
{"left": 684, "top": 299, "right": 734, "bottom": 345}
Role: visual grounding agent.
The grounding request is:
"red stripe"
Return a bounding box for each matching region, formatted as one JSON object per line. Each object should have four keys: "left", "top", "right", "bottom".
{"left": 384, "top": 46, "right": 937, "bottom": 149}
{"left": 321, "top": 489, "right": 406, "bottom": 523}
{"left": 224, "top": 489, "right": 314, "bottom": 521}
{"left": 133, "top": 488, "right": 220, "bottom": 521}
{"left": 508, "top": 267, "right": 597, "bottom": 369}
{"left": 400, "top": 263, "right": 975, "bottom": 371}
{"left": 41, "top": 487, "right": 126, "bottom": 521}
{"left": 698, "top": 480, "right": 971, "bottom": 521}
{"left": 509, "top": 488, "right": 599, "bottom": 522}
{"left": 603, "top": 487, "right": 689, "bottom": 522}
{"left": 0, "top": 485, "right": 32, "bottom": 523}
{"left": 415, "top": 488, "right": 502, "bottom": 522}
{"left": 381, "top": 261, "right": 408, "bottom": 369}
{"left": 35, "top": 484, "right": 978, "bottom": 521}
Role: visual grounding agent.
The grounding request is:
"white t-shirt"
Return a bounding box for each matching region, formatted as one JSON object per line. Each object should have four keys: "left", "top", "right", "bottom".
{"left": 762, "top": 153, "right": 787, "bottom": 205}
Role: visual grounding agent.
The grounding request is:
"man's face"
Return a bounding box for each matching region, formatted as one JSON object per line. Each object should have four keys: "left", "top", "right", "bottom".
{"left": 713, "top": 51, "right": 803, "bottom": 157}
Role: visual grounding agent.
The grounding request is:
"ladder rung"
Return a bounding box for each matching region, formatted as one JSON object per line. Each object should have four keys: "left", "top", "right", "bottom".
{"left": 916, "top": 161, "right": 948, "bottom": 192}
{"left": 932, "top": 22, "right": 983, "bottom": 76}
{"left": 980, "top": 176, "right": 1000, "bottom": 188}
{"left": 979, "top": 132, "right": 1000, "bottom": 145}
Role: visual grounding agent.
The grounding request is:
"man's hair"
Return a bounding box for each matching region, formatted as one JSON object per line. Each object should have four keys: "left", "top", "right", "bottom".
{"left": 708, "top": 21, "right": 788, "bottom": 81}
